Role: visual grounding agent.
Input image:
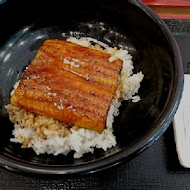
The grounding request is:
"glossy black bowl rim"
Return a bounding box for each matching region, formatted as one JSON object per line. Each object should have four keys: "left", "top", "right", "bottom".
{"left": 0, "top": 0, "right": 184, "bottom": 175}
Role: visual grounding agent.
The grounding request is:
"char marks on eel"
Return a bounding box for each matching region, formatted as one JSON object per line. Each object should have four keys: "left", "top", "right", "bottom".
{"left": 10, "top": 39, "right": 123, "bottom": 133}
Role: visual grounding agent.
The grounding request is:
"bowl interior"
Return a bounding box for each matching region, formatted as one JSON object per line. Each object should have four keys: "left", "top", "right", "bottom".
{"left": 0, "top": 0, "right": 179, "bottom": 172}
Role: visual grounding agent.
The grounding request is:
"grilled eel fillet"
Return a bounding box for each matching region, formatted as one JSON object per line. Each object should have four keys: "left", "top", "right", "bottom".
{"left": 11, "top": 39, "right": 123, "bottom": 133}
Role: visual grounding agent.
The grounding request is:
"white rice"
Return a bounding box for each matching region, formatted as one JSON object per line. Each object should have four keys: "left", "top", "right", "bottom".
{"left": 6, "top": 37, "right": 144, "bottom": 158}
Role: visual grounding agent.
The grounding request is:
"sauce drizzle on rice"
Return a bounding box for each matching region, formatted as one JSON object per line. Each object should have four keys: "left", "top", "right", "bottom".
{"left": 6, "top": 37, "right": 144, "bottom": 158}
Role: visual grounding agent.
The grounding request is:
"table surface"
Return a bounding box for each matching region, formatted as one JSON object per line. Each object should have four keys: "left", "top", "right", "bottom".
{"left": 0, "top": 19, "right": 190, "bottom": 190}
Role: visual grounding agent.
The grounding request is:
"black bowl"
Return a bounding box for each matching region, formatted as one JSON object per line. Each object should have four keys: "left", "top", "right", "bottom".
{"left": 0, "top": 0, "right": 183, "bottom": 174}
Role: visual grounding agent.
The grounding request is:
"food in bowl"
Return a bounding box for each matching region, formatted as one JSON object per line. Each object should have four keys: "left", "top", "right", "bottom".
{"left": 6, "top": 37, "right": 144, "bottom": 158}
